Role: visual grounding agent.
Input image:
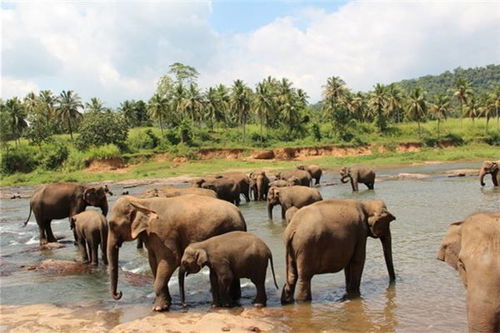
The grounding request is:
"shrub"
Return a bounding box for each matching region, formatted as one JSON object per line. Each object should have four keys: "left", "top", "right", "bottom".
{"left": 0, "top": 145, "right": 38, "bottom": 174}
{"left": 178, "top": 120, "right": 193, "bottom": 145}
{"left": 482, "top": 132, "right": 500, "bottom": 146}
{"left": 423, "top": 137, "right": 438, "bottom": 147}
{"left": 164, "top": 129, "right": 181, "bottom": 145}
{"left": 311, "top": 123, "right": 321, "bottom": 141}
{"left": 442, "top": 133, "right": 465, "bottom": 146}
{"left": 127, "top": 128, "right": 160, "bottom": 151}
{"left": 76, "top": 111, "right": 129, "bottom": 150}
{"left": 39, "top": 143, "right": 69, "bottom": 170}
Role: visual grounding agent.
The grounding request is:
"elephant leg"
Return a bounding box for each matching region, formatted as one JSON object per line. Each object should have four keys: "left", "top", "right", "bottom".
{"left": 215, "top": 266, "right": 234, "bottom": 307}
{"left": 252, "top": 277, "right": 267, "bottom": 307}
{"left": 345, "top": 244, "right": 366, "bottom": 297}
{"left": 296, "top": 274, "right": 312, "bottom": 303}
{"left": 281, "top": 205, "right": 286, "bottom": 219}
{"left": 148, "top": 249, "right": 157, "bottom": 278}
{"left": 351, "top": 178, "right": 359, "bottom": 192}
{"left": 209, "top": 269, "right": 221, "bottom": 307}
{"left": 90, "top": 240, "right": 99, "bottom": 266}
{"left": 281, "top": 251, "right": 298, "bottom": 304}
{"left": 315, "top": 177, "right": 320, "bottom": 185}
{"left": 45, "top": 222, "right": 57, "bottom": 243}
{"left": 244, "top": 191, "right": 250, "bottom": 203}
{"left": 368, "top": 182, "right": 374, "bottom": 190}
{"left": 230, "top": 278, "right": 241, "bottom": 301}
{"left": 136, "top": 238, "right": 144, "bottom": 249}
{"left": 77, "top": 237, "right": 89, "bottom": 264}
{"left": 152, "top": 258, "right": 175, "bottom": 312}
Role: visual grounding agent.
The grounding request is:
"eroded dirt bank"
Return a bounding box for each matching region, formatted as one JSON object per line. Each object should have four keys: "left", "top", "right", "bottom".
{"left": 0, "top": 303, "right": 289, "bottom": 333}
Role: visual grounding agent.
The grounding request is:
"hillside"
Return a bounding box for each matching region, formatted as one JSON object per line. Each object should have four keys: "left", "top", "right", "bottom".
{"left": 395, "top": 64, "right": 500, "bottom": 97}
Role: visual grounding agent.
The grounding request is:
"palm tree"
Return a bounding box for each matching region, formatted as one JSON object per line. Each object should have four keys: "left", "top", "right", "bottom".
{"left": 386, "top": 84, "right": 404, "bottom": 123}
{"left": 407, "top": 87, "right": 428, "bottom": 138}
{"left": 182, "top": 83, "right": 204, "bottom": 124}
{"left": 349, "top": 92, "right": 369, "bottom": 121}
{"left": 453, "top": 77, "right": 473, "bottom": 125}
{"left": 463, "top": 94, "right": 480, "bottom": 126}
{"left": 171, "top": 83, "right": 187, "bottom": 120}
{"left": 215, "top": 84, "right": 230, "bottom": 125}
{"left": 480, "top": 93, "right": 495, "bottom": 133}
{"left": 429, "top": 94, "right": 450, "bottom": 140}
{"left": 57, "top": 90, "right": 83, "bottom": 140}
{"left": 491, "top": 86, "right": 500, "bottom": 130}
{"left": 230, "top": 80, "right": 252, "bottom": 143}
{"left": 253, "top": 81, "right": 275, "bottom": 140}
{"left": 5, "top": 97, "right": 27, "bottom": 145}
{"left": 85, "top": 97, "right": 106, "bottom": 113}
{"left": 39, "top": 90, "right": 58, "bottom": 123}
{"left": 23, "top": 92, "right": 39, "bottom": 115}
{"left": 147, "top": 94, "right": 169, "bottom": 135}
{"left": 369, "top": 83, "right": 388, "bottom": 132}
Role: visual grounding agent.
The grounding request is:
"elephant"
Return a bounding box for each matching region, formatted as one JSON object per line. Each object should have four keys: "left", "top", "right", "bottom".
{"left": 297, "top": 164, "right": 323, "bottom": 185}
{"left": 340, "top": 167, "right": 376, "bottom": 191}
{"left": 181, "top": 231, "right": 279, "bottom": 308}
{"left": 437, "top": 212, "right": 500, "bottom": 333}
{"left": 479, "top": 160, "right": 499, "bottom": 187}
{"left": 70, "top": 210, "right": 108, "bottom": 266}
{"left": 143, "top": 187, "right": 217, "bottom": 198}
{"left": 276, "top": 170, "right": 312, "bottom": 187}
{"left": 269, "top": 179, "right": 295, "bottom": 188}
{"left": 267, "top": 185, "right": 322, "bottom": 220}
{"left": 249, "top": 171, "right": 270, "bottom": 201}
{"left": 107, "top": 195, "right": 247, "bottom": 312}
{"left": 23, "top": 183, "right": 110, "bottom": 245}
{"left": 224, "top": 173, "right": 251, "bottom": 203}
{"left": 198, "top": 178, "right": 241, "bottom": 206}
{"left": 281, "top": 199, "right": 396, "bottom": 304}
{"left": 285, "top": 207, "right": 299, "bottom": 224}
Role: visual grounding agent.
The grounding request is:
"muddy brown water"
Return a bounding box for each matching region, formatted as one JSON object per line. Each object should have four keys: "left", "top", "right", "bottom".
{"left": 1, "top": 161, "right": 499, "bottom": 332}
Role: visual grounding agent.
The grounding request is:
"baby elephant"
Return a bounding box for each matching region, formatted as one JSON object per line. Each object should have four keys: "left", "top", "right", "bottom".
{"left": 181, "top": 231, "right": 278, "bottom": 308}
{"left": 70, "top": 210, "right": 108, "bottom": 266}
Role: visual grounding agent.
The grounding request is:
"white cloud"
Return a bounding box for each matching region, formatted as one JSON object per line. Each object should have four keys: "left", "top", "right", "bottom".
{"left": 2, "top": 0, "right": 499, "bottom": 105}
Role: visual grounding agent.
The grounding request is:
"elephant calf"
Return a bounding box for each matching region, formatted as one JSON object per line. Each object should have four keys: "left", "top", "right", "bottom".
{"left": 181, "top": 231, "right": 278, "bottom": 307}
{"left": 267, "top": 185, "right": 322, "bottom": 220}
{"left": 297, "top": 164, "right": 322, "bottom": 185}
{"left": 479, "top": 160, "right": 499, "bottom": 187}
{"left": 340, "top": 166, "right": 375, "bottom": 191}
{"left": 70, "top": 210, "right": 108, "bottom": 266}
{"left": 437, "top": 212, "right": 500, "bottom": 333}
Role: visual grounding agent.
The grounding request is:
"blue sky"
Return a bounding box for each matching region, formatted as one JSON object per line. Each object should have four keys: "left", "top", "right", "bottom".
{"left": 2, "top": 0, "right": 499, "bottom": 106}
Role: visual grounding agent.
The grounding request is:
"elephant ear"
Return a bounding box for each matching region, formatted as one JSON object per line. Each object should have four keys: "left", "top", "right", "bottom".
{"left": 491, "top": 161, "right": 499, "bottom": 172}
{"left": 196, "top": 249, "right": 208, "bottom": 267}
{"left": 437, "top": 221, "right": 463, "bottom": 270}
{"left": 365, "top": 201, "right": 396, "bottom": 238}
{"left": 83, "top": 187, "right": 97, "bottom": 204}
{"left": 129, "top": 202, "right": 158, "bottom": 239}
{"left": 70, "top": 216, "right": 76, "bottom": 230}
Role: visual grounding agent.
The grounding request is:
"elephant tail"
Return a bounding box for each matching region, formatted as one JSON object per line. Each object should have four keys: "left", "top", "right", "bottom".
{"left": 269, "top": 254, "right": 279, "bottom": 290}
{"left": 23, "top": 205, "right": 33, "bottom": 227}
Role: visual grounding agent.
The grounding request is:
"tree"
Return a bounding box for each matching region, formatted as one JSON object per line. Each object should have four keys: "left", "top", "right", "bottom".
{"left": 386, "top": 84, "right": 404, "bottom": 123}
{"left": 182, "top": 83, "right": 204, "bottom": 123}
{"left": 85, "top": 97, "right": 106, "bottom": 113}
{"left": 369, "top": 83, "right": 388, "bottom": 132}
{"left": 230, "top": 80, "right": 252, "bottom": 143}
{"left": 453, "top": 77, "right": 473, "bottom": 124}
{"left": 147, "top": 94, "right": 169, "bottom": 135}
{"left": 119, "top": 100, "right": 149, "bottom": 127}
{"left": 429, "top": 94, "right": 450, "bottom": 140}
{"left": 76, "top": 111, "right": 128, "bottom": 149}
{"left": 407, "top": 87, "right": 428, "bottom": 138}
{"left": 480, "top": 93, "right": 495, "bottom": 133}
{"left": 205, "top": 86, "right": 227, "bottom": 129}
{"left": 253, "top": 81, "right": 274, "bottom": 139}
{"left": 57, "top": 90, "right": 83, "bottom": 140}
{"left": 463, "top": 94, "right": 480, "bottom": 126}
{"left": 4, "top": 97, "right": 27, "bottom": 145}
{"left": 168, "top": 63, "right": 199, "bottom": 85}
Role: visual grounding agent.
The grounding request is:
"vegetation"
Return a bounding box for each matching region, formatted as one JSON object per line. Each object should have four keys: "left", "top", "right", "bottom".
{"left": 1, "top": 63, "right": 499, "bottom": 185}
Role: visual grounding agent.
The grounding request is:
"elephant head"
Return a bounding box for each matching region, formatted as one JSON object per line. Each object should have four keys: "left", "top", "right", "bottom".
{"left": 437, "top": 214, "right": 500, "bottom": 332}
{"left": 267, "top": 187, "right": 281, "bottom": 219}
{"left": 479, "top": 161, "right": 498, "bottom": 186}
{"left": 107, "top": 196, "right": 159, "bottom": 300}
{"left": 361, "top": 200, "right": 396, "bottom": 282}
{"left": 287, "top": 176, "right": 301, "bottom": 186}
{"left": 340, "top": 167, "right": 351, "bottom": 183}
{"left": 83, "top": 186, "right": 109, "bottom": 216}
{"left": 296, "top": 165, "right": 306, "bottom": 171}
{"left": 191, "top": 178, "right": 205, "bottom": 188}
{"left": 180, "top": 246, "right": 208, "bottom": 274}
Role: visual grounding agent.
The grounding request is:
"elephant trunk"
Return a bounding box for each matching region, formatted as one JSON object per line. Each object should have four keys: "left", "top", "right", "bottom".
{"left": 267, "top": 203, "right": 274, "bottom": 220}
{"left": 380, "top": 231, "right": 396, "bottom": 282}
{"left": 341, "top": 176, "right": 350, "bottom": 184}
{"left": 100, "top": 201, "right": 109, "bottom": 217}
{"left": 107, "top": 233, "right": 123, "bottom": 300}
{"left": 479, "top": 168, "right": 487, "bottom": 186}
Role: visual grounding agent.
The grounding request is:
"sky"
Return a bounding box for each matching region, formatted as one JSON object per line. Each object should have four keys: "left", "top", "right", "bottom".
{"left": 2, "top": 0, "right": 500, "bottom": 106}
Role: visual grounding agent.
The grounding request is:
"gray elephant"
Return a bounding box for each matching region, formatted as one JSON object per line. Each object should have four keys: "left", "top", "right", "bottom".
{"left": 24, "top": 183, "right": 110, "bottom": 245}
{"left": 281, "top": 199, "right": 396, "bottom": 304}
{"left": 181, "top": 231, "right": 278, "bottom": 308}
{"left": 340, "top": 167, "right": 375, "bottom": 191}
{"left": 437, "top": 212, "right": 500, "bottom": 333}
{"left": 107, "top": 195, "right": 246, "bottom": 312}
{"left": 143, "top": 187, "right": 217, "bottom": 198}
{"left": 479, "top": 160, "right": 499, "bottom": 187}
{"left": 249, "top": 171, "right": 270, "bottom": 201}
{"left": 297, "top": 164, "right": 322, "bottom": 185}
{"left": 285, "top": 207, "right": 299, "bottom": 224}
{"left": 70, "top": 210, "right": 108, "bottom": 266}
{"left": 194, "top": 178, "right": 241, "bottom": 205}
{"left": 224, "top": 173, "right": 251, "bottom": 203}
{"left": 267, "top": 185, "right": 322, "bottom": 220}
{"left": 269, "top": 179, "right": 295, "bottom": 188}
{"left": 276, "top": 170, "right": 312, "bottom": 187}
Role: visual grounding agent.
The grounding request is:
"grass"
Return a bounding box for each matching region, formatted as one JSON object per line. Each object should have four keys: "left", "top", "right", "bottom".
{"left": 1, "top": 143, "right": 498, "bottom": 187}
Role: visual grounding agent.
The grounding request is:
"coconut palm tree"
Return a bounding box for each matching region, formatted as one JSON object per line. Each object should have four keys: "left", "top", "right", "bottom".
{"left": 230, "top": 80, "right": 252, "bottom": 143}
{"left": 39, "top": 90, "right": 58, "bottom": 123}
{"left": 386, "top": 84, "right": 404, "bottom": 123}
{"left": 369, "top": 83, "right": 388, "bottom": 132}
{"left": 57, "top": 90, "right": 83, "bottom": 140}
{"left": 4, "top": 97, "right": 27, "bottom": 145}
{"left": 182, "top": 83, "right": 204, "bottom": 124}
{"left": 463, "top": 94, "right": 480, "bottom": 126}
{"left": 492, "top": 86, "right": 500, "bottom": 130}
{"left": 253, "top": 81, "right": 275, "bottom": 141}
{"left": 453, "top": 77, "right": 473, "bottom": 125}
{"left": 85, "top": 97, "right": 106, "bottom": 113}
{"left": 429, "top": 94, "right": 450, "bottom": 140}
{"left": 147, "top": 93, "right": 169, "bottom": 135}
{"left": 407, "top": 87, "right": 428, "bottom": 138}
{"left": 480, "top": 93, "right": 495, "bottom": 133}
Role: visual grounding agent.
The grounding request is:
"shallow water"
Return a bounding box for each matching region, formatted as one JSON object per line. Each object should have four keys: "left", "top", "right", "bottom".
{"left": 1, "top": 161, "right": 499, "bottom": 332}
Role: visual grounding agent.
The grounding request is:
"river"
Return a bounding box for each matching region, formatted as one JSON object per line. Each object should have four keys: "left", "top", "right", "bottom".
{"left": 1, "top": 161, "right": 499, "bottom": 332}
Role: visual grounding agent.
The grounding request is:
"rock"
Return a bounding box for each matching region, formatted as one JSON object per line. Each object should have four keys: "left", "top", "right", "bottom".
{"left": 444, "top": 169, "right": 478, "bottom": 177}
{"left": 387, "top": 173, "right": 430, "bottom": 180}
{"left": 252, "top": 150, "right": 275, "bottom": 160}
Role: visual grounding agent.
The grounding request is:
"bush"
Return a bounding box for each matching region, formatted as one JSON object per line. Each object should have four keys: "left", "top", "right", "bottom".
{"left": 76, "top": 111, "right": 129, "bottom": 150}
{"left": 178, "top": 120, "right": 193, "bottom": 145}
{"left": 423, "top": 137, "right": 438, "bottom": 147}
{"left": 0, "top": 146, "right": 38, "bottom": 174}
{"left": 127, "top": 128, "right": 160, "bottom": 151}
{"left": 482, "top": 132, "right": 500, "bottom": 146}
{"left": 164, "top": 129, "right": 181, "bottom": 145}
{"left": 442, "top": 133, "right": 465, "bottom": 146}
{"left": 39, "top": 143, "right": 69, "bottom": 170}
{"left": 310, "top": 123, "right": 321, "bottom": 141}
{"left": 63, "top": 144, "right": 121, "bottom": 171}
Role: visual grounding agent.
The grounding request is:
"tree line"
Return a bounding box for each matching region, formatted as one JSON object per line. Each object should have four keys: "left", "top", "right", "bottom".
{"left": 1, "top": 63, "right": 499, "bottom": 149}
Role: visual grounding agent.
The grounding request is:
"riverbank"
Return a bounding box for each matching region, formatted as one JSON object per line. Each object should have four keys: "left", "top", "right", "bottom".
{"left": 1, "top": 143, "right": 498, "bottom": 187}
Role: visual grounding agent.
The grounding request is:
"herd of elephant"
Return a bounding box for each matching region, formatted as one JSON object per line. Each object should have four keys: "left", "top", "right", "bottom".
{"left": 22, "top": 160, "right": 500, "bottom": 332}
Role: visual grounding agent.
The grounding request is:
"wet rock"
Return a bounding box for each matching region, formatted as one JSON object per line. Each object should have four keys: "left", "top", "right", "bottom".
{"left": 387, "top": 173, "right": 430, "bottom": 180}
{"left": 22, "top": 259, "right": 92, "bottom": 275}
{"left": 444, "top": 169, "right": 478, "bottom": 177}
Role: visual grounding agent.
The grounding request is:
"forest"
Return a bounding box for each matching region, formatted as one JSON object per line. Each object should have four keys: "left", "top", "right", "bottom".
{"left": 1, "top": 63, "right": 499, "bottom": 177}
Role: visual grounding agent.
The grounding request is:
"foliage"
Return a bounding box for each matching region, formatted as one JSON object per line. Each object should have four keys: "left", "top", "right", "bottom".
{"left": 39, "top": 142, "right": 69, "bottom": 170}
{"left": 0, "top": 145, "right": 38, "bottom": 174}
{"left": 126, "top": 128, "right": 160, "bottom": 151}
{"left": 482, "top": 132, "right": 500, "bottom": 146}
{"left": 75, "top": 111, "right": 129, "bottom": 150}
